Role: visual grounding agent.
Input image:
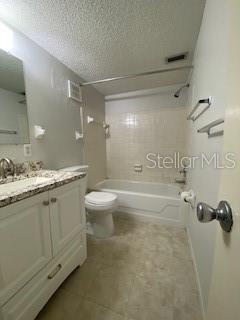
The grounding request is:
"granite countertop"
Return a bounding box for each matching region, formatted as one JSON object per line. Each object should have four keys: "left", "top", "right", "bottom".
{"left": 0, "top": 170, "right": 86, "bottom": 208}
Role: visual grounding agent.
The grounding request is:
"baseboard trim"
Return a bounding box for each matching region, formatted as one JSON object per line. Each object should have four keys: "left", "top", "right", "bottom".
{"left": 186, "top": 227, "right": 206, "bottom": 320}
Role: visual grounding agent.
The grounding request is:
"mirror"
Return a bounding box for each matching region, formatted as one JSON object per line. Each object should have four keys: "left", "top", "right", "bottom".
{"left": 0, "top": 49, "right": 30, "bottom": 144}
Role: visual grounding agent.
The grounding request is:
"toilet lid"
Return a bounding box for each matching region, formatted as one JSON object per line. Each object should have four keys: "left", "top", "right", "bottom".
{"left": 85, "top": 192, "right": 117, "bottom": 205}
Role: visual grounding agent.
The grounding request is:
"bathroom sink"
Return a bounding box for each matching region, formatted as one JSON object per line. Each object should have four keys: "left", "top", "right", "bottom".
{"left": 0, "top": 177, "right": 53, "bottom": 195}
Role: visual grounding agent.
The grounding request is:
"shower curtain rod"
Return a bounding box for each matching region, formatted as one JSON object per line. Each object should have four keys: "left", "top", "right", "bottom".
{"left": 80, "top": 65, "right": 193, "bottom": 86}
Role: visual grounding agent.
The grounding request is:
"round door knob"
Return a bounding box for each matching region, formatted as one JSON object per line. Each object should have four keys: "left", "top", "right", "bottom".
{"left": 197, "top": 202, "right": 216, "bottom": 222}
{"left": 197, "top": 200, "right": 233, "bottom": 233}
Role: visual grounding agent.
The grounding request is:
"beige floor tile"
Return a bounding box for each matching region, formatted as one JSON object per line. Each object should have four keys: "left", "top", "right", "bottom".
{"left": 173, "top": 288, "right": 202, "bottom": 320}
{"left": 142, "top": 234, "right": 174, "bottom": 257}
{"left": 172, "top": 240, "right": 192, "bottom": 261}
{"left": 36, "top": 289, "right": 81, "bottom": 320}
{"left": 132, "top": 274, "right": 175, "bottom": 305}
{"left": 88, "top": 234, "right": 145, "bottom": 272}
{"left": 127, "top": 289, "right": 174, "bottom": 320}
{"left": 60, "top": 258, "right": 101, "bottom": 297}
{"left": 114, "top": 217, "right": 150, "bottom": 239}
{"left": 86, "top": 264, "right": 134, "bottom": 315}
{"left": 36, "top": 217, "right": 202, "bottom": 320}
{"left": 137, "top": 251, "right": 175, "bottom": 280}
{"left": 148, "top": 222, "right": 176, "bottom": 239}
{"left": 114, "top": 218, "right": 136, "bottom": 236}
{"left": 171, "top": 258, "right": 198, "bottom": 293}
{"left": 87, "top": 237, "right": 107, "bottom": 261}
{"left": 73, "top": 298, "right": 125, "bottom": 320}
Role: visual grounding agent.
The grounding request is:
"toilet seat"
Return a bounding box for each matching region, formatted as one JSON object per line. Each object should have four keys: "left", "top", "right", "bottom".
{"left": 85, "top": 201, "right": 117, "bottom": 212}
{"left": 85, "top": 192, "right": 117, "bottom": 206}
{"left": 85, "top": 191, "right": 117, "bottom": 212}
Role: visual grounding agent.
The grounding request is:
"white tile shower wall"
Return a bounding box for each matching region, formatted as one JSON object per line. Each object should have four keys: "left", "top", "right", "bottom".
{"left": 0, "top": 20, "right": 106, "bottom": 187}
{"left": 105, "top": 86, "right": 188, "bottom": 183}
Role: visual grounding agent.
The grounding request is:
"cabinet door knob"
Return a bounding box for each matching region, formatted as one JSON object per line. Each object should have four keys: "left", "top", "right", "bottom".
{"left": 43, "top": 200, "right": 49, "bottom": 206}
{"left": 51, "top": 197, "right": 57, "bottom": 203}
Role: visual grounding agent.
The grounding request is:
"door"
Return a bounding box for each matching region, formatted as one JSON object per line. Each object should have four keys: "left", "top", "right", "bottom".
{"left": 0, "top": 192, "right": 52, "bottom": 306}
{"left": 206, "top": 2, "right": 240, "bottom": 319}
{"left": 49, "top": 181, "right": 84, "bottom": 256}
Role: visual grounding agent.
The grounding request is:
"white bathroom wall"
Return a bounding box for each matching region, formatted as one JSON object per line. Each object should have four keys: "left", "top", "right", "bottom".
{"left": 83, "top": 85, "right": 107, "bottom": 188}
{"left": 105, "top": 86, "right": 187, "bottom": 183}
{"left": 186, "top": 0, "right": 228, "bottom": 314}
{"left": 0, "top": 21, "right": 106, "bottom": 185}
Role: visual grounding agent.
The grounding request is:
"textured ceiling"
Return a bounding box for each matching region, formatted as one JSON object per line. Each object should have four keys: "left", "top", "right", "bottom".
{"left": 0, "top": 0, "right": 205, "bottom": 95}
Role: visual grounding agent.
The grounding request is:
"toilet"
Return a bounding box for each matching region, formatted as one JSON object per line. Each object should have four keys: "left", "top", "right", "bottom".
{"left": 85, "top": 191, "right": 117, "bottom": 238}
{"left": 59, "top": 165, "right": 118, "bottom": 238}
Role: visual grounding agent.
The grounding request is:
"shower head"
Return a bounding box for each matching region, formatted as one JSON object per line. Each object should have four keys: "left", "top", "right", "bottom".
{"left": 174, "top": 83, "right": 190, "bottom": 98}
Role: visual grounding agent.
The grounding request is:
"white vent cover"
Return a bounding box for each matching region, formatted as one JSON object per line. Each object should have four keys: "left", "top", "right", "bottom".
{"left": 67, "top": 80, "right": 82, "bottom": 103}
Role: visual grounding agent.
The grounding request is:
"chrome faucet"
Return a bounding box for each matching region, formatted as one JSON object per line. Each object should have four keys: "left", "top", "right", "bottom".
{"left": 0, "top": 158, "right": 15, "bottom": 179}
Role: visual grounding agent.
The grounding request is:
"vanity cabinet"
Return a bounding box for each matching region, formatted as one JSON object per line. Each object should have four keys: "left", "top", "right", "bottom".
{"left": 49, "top": 181, "right": 86, "bottom": 256}
{"left": 0, "top": 192, "right": 52, "bottom": 306}
{"left": 0, "top": 178, "right": 87, "bottom": 320}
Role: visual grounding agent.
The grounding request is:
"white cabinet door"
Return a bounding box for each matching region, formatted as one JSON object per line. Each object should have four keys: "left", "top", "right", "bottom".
{"left": 0, "top": 193, "right": 52, "bottom": 306}
{"left": 49, "top": 181, "right": 84, "bottom": 256}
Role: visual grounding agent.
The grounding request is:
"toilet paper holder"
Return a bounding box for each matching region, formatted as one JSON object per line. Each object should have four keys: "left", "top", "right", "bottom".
{"left": 34, "top": 125, "right": 45, "bottom": 139}
{"left": 181, "top": 190, "right": 196, "bottom": 208}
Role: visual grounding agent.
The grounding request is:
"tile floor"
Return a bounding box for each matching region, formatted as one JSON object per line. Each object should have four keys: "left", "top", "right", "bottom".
{"left": 36, "top": 217, "right": 202, "bottom": 320}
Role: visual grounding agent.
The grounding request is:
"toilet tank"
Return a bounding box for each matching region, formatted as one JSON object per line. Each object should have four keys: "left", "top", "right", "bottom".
{"left": 59, "top": 165, "right": 88, "bottom": 192}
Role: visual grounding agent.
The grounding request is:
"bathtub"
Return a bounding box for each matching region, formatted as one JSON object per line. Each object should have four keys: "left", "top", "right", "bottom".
{"left": 95, "top": 179, "right": 184, "bottom": 227}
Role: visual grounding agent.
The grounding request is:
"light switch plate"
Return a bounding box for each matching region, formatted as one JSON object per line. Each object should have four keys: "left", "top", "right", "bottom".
{"left": 23, "top": 144, "right": 32, "bottom": 157}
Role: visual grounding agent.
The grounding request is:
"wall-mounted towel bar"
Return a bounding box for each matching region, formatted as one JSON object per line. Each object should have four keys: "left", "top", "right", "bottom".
{"left": 197, "top": 118, "right": 224, "bottom": 138}
{"left": 0, "top": 129, "right": 17, "bottom": 135}
{"left": 187, "top": 97, "right": 212, "bottom": 121}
